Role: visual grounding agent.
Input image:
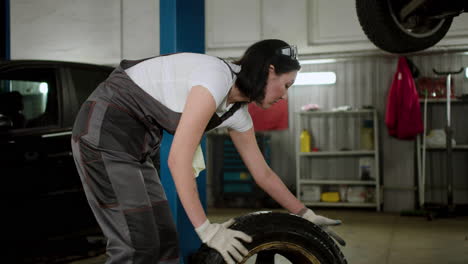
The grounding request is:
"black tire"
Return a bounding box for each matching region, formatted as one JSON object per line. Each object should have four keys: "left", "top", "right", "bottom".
{"left": 190, "top": 212, "right": 347, "bottom": 264}
{"left": 356, "top": 0, "right": 453, "bottom": 53}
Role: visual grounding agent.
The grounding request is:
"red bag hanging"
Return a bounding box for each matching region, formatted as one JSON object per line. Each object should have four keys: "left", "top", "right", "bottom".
{"left": 248, "top": 99, "right": 288, "bottom": 131}
{"left": 385, "top": 57, "right": 424, "bottom": 140}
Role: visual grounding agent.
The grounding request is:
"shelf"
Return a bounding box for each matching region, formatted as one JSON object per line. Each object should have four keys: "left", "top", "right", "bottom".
{"left": 419, "top": 98, "right": 466, "bottom": 104}
{"left": 422, "top": 144, "right": 468, "bottom": 151}
{"left": 416, "top": 95, "right": 468, "bottom": 209}
{"left": 303, "top": 201, "right": 377, "bottom": 208}
{"left": 296, "top": 109, "right": 381, "bottom": 211}
{"left": 298, "top": 109, "right": 374, "bottom": 116}
{"left": 300, "top": 179, "right": 376, "bottom": 185}
{"left": 298, "top": 150, "right": 375, "bottom": 157}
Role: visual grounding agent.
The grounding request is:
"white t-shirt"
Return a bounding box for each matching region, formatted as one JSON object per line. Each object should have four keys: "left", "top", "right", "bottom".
{"left": 125, "top": 53, "right": 253, "bottom": 132}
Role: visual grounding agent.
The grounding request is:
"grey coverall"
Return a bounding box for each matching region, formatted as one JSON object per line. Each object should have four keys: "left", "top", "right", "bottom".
{"left": 71, "top": 58, "right": 240, "bottom": 264}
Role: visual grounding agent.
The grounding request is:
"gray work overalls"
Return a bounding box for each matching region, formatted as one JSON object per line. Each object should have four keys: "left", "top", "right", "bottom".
{"left": 71, "top": 57, "right": 240, "bottom": 264}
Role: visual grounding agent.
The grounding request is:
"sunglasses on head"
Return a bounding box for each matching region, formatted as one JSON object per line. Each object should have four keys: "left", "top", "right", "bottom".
{"left": 277, "top": 45, "right": 298, "bottom": 60}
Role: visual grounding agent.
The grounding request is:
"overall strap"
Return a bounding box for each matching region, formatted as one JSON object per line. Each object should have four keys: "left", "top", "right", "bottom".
{"left": 217, "top": 57, "right": 244, "bottom": 121}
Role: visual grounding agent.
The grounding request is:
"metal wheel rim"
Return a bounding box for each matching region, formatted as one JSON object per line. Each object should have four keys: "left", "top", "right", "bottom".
{"left": 239, "top": 241, "right": 322, "bottom": 264}
{"left": 387, "top": 0, "right": 446, "bottom": 38}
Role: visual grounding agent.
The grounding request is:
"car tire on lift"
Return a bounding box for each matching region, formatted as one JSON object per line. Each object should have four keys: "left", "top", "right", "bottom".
{"left": 190, "top": 212, "right": 347, "bottom": 264}
{"left": 356, "top": 0, "right": 453, "bottom": 54}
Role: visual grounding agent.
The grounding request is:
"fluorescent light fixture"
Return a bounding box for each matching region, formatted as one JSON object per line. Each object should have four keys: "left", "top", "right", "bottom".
{"left": 39, "top": 82, "right": 48, "bottom": 94}
{"left": 299, "top": 59, "right": 337, "bottom": 65}
{"left": 295, "top": 72, "right": 336, "bottom": 85}
{"left": 465, "top": 67, "right": 468, "bottom": 78}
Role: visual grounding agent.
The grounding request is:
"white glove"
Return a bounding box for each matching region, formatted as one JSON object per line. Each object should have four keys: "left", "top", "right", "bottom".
{"left": 300, "top": 208, "right": 346, "bottom": 246}
{"left": 195, "top": 219, "right": 252, "bottom": 264}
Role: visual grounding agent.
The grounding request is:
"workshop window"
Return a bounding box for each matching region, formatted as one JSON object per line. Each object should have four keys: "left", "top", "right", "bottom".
{"left": 69, "top": 67, "right": 111, "bottom": 105}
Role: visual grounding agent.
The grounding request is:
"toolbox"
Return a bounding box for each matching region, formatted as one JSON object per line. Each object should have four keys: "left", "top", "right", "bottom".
{"left": 208, "top": 133, "right": 271, "bottom": 207}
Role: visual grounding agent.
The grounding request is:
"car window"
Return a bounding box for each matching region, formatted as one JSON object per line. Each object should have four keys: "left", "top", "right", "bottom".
{"left": 69, "top": 67, "right": 111, "bottom": 105}
{"left": 0, "top": 67, "right": 58, "bottom": 129}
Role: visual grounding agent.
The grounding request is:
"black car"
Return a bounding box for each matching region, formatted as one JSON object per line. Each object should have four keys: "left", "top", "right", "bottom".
{"left": 0, "top": 60, "right": 113, "bottom": 260}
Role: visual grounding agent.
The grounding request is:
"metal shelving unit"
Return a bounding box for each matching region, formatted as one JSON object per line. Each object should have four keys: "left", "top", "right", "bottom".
{"left": 416, "top": 97, "right": 468, "bottom": 210}
{"left": 296, "top": 109, "right": 382, "bottom": 211}
{"left": 303, "top": 202, "right": 377, "bottom": 208}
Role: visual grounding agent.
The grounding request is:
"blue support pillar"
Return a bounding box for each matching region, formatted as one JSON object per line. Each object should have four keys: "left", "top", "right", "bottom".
{"left": 159, "top": 0, "right": 205, "bottom": 263}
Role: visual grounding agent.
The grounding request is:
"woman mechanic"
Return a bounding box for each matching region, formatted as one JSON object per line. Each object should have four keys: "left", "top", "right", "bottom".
{"left": 71, "top": 39, "right": 344, "bottom": 264}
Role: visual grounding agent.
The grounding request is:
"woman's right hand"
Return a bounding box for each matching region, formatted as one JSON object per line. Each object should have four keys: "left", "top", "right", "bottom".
{"left": 195, "top": 219, "right": 252, "bottom": 264}
{"left": 300, "top": 208, "right": 346, "bottom": 246}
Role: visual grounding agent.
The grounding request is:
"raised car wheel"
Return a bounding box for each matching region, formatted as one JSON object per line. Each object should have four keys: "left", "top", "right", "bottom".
{"left": 356, "top": 0, "right": 453, "bottom": 53}
{"left": 190, "top": 212, "right": 347, "bottom": 264}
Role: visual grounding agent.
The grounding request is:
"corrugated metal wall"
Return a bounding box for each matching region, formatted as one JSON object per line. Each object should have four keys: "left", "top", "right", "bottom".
{"left": 269, "top": 50, "right": 468, "bottom": 212}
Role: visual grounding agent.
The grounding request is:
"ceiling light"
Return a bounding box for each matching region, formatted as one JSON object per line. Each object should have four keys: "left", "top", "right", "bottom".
{"left": 294, "top": 72, "right": 336, "bottom": 85}
{"left": 299, "top": 59, "right": 337, "bottom": 65}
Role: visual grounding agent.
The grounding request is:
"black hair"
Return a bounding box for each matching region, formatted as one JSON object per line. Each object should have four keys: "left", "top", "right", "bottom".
{"left": 233, "top": 39, "right": 301, "bottom": 103}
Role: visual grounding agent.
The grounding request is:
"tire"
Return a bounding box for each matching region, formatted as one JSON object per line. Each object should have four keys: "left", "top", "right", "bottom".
{"left": 190, "top": 212, "right": 347, "bottom": 264}
{"left": 356, "top": 0, "right": 453, "bottom": 53}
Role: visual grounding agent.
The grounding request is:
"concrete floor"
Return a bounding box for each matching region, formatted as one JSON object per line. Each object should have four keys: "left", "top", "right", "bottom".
{"left": 70, "top": 208, "right": 468, "bottom": 264}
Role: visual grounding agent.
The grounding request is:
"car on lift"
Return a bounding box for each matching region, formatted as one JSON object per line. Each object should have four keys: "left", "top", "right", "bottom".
{"left": 0, "top": 60, "right": 113, "bottom": 261}
{"left": 356, "top": 0, "right": 468, "bottom": 53}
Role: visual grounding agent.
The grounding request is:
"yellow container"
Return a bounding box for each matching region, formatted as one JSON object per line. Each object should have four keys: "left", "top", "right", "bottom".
{"left": 300, "top": 129, "right": 311, "bottom": 152}
{"left": 360, "top": 119, "right": 374, "bottom": 150}
{"left": 321, "top": 192, "right": 340, "bottom": 202}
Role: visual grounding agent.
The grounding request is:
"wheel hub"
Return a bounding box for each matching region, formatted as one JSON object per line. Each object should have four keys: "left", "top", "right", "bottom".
{"left": 240, "top": 241, "right": 322, "bottom": 264}
{"left": 388, "top": 0, "right": 446, "bottom": 38}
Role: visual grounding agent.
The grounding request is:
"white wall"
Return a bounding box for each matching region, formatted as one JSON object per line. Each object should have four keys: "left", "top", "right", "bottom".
{"left": 205, "top": 0, "right": 468, "bottom": 58}
{"left": 10, "top": 0, "right": 159, "bottom": 65}
{"left": 122, "top": 0, "right": 159, "bottom": 60}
